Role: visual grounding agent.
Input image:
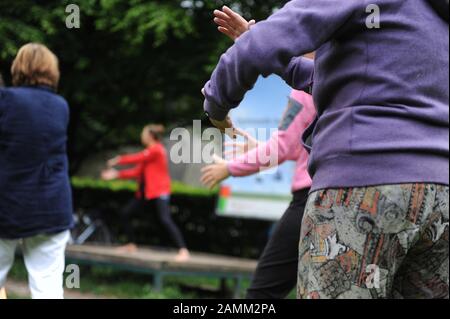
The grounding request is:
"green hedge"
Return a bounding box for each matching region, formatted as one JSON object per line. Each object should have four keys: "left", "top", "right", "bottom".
{"left": 71, "top": 176, "right": 271, "bottom": 259}
{"left": 71, "top": 177, "right": 218, "bottom": 197}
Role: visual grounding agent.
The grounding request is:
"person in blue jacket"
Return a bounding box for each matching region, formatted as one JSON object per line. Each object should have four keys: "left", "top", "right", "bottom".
{"left": 0, "top": 72, "right": 5, "bottom": 299}
{"left": 0, "top": 43, "right": 74, "bottom": 299}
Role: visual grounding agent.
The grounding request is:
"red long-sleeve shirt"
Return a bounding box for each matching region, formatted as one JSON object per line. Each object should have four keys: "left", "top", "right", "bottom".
{"left": 117, "top": 143, "right": 171, "bottom": 200}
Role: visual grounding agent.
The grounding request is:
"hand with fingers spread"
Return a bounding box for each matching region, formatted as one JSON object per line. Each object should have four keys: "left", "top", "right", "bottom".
{"left": 224, "top": 128, "right": 260, "bottom": 160}
{"left": 107, "top": 156, "right": 120, "bottom": 168}
{"left": 101, "top": 168, "right": 119, "bottom": 181}
{"left": 201, "top": 155, "right": 230, "bottom": 189}
{"left": 213, "top": 6, "right": 256, "bottom": 42}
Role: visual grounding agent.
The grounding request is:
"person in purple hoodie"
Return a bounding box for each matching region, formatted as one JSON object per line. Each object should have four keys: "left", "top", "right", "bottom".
{"left": 203, "top": 1, "right": 449, "bottom": 299}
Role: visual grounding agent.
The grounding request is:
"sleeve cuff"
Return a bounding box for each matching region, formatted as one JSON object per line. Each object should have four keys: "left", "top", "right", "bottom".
{"left": 226, "top": 163, "right": 237, "bottom": 177}
{"left": 203, "top": 99, "right": 229, "bottom": 121}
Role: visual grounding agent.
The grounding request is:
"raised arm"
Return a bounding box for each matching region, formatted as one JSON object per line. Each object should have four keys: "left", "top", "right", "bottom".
{"left": 203, "top": 0, "right": 362, "bottom": 120}
{"left": 213, "top": 6, "right": 315, "bottom": 93}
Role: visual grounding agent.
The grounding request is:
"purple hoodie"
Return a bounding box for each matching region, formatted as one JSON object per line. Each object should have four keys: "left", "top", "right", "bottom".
{"left": 203, "top": 0, "right": 449, "bottom": 191}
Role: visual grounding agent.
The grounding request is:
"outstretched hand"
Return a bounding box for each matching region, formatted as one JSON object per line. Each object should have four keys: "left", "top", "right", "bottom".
{"left": 224, "top": 128, "right": 259, "bottom": 159}
{"left": 201, "top": 154, "right": 230, "bottom": 190}
{"left": 213, "top": 6, "right": 256, "bottom": 41}
{"left": 107, "top": 156, "right": 120, "bottom": 168}
{"left": 101, "top": 168, "right": 119, "bottom": 181}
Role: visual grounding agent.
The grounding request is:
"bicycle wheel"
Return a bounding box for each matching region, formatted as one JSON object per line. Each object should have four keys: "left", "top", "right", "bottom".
{"left": 87, "top": 220, "right": 113, "bottom": 245}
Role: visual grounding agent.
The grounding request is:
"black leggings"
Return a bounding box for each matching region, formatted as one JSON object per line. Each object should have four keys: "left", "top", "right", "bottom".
{"left": 119, "top": 197, "right": 187, "bottom": 249}
{"left": 246, "top": 189, "right": 309, "bottom": 299}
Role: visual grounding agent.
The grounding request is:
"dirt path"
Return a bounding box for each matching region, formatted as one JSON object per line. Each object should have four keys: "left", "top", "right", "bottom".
{"left": 5, "top": 280, "right": 114, "bottom": 299}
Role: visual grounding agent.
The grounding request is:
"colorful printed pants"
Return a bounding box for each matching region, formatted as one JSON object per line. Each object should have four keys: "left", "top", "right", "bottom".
{"left": 298, "top": 184, "right": 449, "bottom": 299}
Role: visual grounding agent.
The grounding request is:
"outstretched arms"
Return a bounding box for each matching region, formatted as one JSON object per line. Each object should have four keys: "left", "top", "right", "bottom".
{"left": 201, "top": 92, "right": 317, "bottom": 189}
{"left": 102, "top": 147, "right": 159, "bottom": 181}
{"left": 227, "top": 91, "right": 316, "bottom": 177}
{"left": 115, "top": 148, "right": 157, "bottom": 166}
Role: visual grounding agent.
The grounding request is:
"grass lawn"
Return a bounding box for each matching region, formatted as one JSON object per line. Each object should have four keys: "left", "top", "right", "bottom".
{"left": 7, "top": 259, "right": 246, "bottom": 299}
{"left": 7, "top": 257, "right": 296, "bottom": 299}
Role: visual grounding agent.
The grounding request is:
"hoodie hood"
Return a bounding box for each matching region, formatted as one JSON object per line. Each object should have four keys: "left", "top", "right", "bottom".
{"left": 427, "top": 0, "right": 449, "bottom": 22}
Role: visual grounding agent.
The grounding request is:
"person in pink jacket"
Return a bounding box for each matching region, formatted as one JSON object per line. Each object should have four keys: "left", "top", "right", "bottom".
{"left": 201, "top": 7, "right": 317, "bottom": 299}
{"left": 225, "top": 89, "right": 315, "bottom": 193}
{"left": 202, "top": 89, "right": 316, "bottom": 299}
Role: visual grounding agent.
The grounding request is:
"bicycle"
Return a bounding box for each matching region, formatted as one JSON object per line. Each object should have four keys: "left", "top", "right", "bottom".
{"left": 70, "top": 208, "right": 113, "bottom": 245}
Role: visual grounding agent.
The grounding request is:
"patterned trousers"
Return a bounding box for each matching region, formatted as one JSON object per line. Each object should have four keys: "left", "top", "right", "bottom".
{"left": 298, "top": 184, "right": 449, "bottom": 299}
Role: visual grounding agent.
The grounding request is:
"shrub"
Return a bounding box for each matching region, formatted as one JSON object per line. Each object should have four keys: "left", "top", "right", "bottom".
{"left": 71, "top": 177, "right": 272, "bottom": 259}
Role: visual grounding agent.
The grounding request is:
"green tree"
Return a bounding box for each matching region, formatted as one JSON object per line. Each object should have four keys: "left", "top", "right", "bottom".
{"left": 0, "top": 0, "right": 286, "bottom": 174}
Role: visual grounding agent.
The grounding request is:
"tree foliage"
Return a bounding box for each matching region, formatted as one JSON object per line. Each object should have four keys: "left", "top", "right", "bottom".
{"left": 0, "top": 0, "right": 286, "bottom": 173}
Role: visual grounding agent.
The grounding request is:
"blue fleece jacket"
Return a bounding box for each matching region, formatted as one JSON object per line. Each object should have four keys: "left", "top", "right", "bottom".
{"left": 0, "top": 86, "right": 74, "bottom": 239}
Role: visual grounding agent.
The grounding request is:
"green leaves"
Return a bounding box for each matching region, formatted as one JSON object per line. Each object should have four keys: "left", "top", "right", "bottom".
{"left": 94, "top": 1, "right": 195, "bottom": 46}
{"left": 0, "top": 18, "right": 44, "bottom": 59}
{"left": 0, "top": 0, "right": 287, "bottom": 174}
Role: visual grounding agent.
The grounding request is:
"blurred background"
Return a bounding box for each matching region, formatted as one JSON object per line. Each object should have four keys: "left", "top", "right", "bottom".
{"left": 0, "top": 0, "right": 294, "bottom": 299}
{"left": 0, "top": 0, "right": 287, "bottom": 174}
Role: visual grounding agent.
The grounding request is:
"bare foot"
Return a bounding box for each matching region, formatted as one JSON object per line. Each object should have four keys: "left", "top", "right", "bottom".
{"left": 115, "top": 243, "right": 138, "bottom": 254}
{"left": 174, "top": 248, "right": 190, "bottom": 262}
{"left": 0, "top": 287, "right": 7, "bottom": 299}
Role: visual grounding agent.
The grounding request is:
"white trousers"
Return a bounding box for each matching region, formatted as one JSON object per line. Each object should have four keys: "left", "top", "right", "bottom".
{"left": 0, "top": 230, "right": 70, "bottom": 299}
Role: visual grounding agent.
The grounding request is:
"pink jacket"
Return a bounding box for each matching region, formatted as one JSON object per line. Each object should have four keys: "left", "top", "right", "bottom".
{"left": 227, "top": 90, "right": 316, "bottom": 193}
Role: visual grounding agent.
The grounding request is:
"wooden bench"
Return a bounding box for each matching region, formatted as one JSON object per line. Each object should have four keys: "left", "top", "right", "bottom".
{"left": 65, "top": 245, "right": 257, "bottom": 298}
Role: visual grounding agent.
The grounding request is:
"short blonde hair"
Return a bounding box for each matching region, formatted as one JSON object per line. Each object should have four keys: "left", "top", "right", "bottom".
{"left": 11, "top": 43, "right": 60, "bottom": 89}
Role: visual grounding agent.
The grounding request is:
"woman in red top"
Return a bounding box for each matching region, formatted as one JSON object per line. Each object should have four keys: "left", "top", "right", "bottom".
{"left": 102, "top": 124, "right": 189, "bottom": 262}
